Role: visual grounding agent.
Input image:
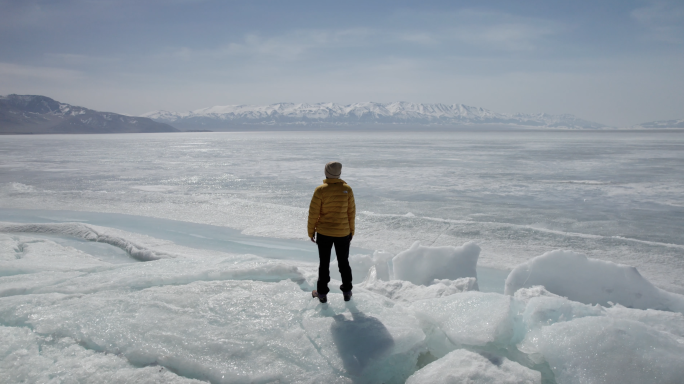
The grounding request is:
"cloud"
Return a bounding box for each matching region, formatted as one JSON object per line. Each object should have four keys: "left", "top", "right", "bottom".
{"left": 0, "top": 62, "right": 83, "bottom": 81}
{"left": 450, "top": 22, "right": 558, "bottom": 51}
{"left": 397, "top": 32, "right": 439, "bottom": 45}
{"left": 631, "top": 0, "right": 684, "bottom": 44}
{"left": 222, "top": 28, "right": 373, "bottom": 60}
{"left": 387, "top": 9, "right": 563, "bottom": 52}
{"left": 154, "top": 8, "right": 563, "bottom": 69}
{"left": 43, "top": 53, "right": 120, "bottom": 67}
{"left": 155, "top": 27, "right": 374, "bottom": 65}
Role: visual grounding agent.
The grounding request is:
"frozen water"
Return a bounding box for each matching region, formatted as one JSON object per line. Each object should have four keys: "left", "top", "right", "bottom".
{"left": 522, "top": 317, "right": 684, "bottom": 384}
{"left": 505, "top": 250, "right": 684, "bottom": 313}
{"left": 0, "top": 131, "right": 683, "bottom": 290}
{"left": 392, "top": 241, "right": 480, "bottom": 287}
{"left": 0, "top": 209, "right": 334, "bottom": 262}
{"left": 0, "top": 222, "right": 179, "bottom": 261}
{"left": 513, "top": 288, "right": 684, "bottom": 383}
{"left": 360, "top": 266, "right": 478, "bottom": 303}
{"left": 0, "top": 249, "right": 426, "bottom": 383}
{"left": 0, "top": 326, "right": 202, "bottom": 384}
{"left": 2, "top": 227, "right": 684, "bottom": 382}
{"left": 411, "top": 292, "right": 515, "bottom": 354}
{"left": 1, "top": 131, "right": 684, "bottom": 383}
{"left": 11, "top": 233, "right": 135, "bottom": 264}
{"left": 406, "top": 349, "right": 541, "bottom": 384}
{"left": 605, "top": 305, "right": 684, "bottom": 343}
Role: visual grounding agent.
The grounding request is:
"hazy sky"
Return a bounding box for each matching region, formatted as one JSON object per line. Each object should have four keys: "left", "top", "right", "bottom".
{"left": 1, "top": 0, "right": 683, "bottom": 126}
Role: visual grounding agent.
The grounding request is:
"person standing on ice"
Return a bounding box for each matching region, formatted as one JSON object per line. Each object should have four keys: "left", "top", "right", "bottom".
{"left": 309, "top": 161, "right": 356, "bottom": 304}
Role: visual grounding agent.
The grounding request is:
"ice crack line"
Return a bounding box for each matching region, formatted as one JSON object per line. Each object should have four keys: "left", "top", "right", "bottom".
{"left": 359, "top": 212, "right": 684, "bottom": 250}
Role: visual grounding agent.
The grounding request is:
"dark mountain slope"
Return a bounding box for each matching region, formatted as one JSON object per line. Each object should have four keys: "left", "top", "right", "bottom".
{"left": 0, "top": 95, "right": 178, "bottom": 134}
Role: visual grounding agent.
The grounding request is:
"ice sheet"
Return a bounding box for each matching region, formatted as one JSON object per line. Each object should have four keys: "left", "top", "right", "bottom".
{"left": 1, "top": 131, "right": 682, "bottom": 291}
{"left": 2, "top": 131, "right": 684, "bottom": 383}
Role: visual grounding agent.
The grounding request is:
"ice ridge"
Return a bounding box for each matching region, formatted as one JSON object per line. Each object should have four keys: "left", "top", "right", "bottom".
{"left": 0, "top": 222, "right": 177, "bottom": 261}
{"left": 505, "top": 250, "right": 684, "bottom": 313}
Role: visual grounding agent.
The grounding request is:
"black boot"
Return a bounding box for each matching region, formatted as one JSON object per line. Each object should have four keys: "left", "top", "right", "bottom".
{"left": 312, "top": 290, "right": 327, "bottom": 303}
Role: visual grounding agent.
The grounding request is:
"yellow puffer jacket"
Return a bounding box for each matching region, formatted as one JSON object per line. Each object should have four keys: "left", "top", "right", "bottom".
{"left": 307, "top": 179, "right": 356, "bottom": 238}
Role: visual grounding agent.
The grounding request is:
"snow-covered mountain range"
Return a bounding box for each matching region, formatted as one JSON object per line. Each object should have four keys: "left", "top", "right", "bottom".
{"left": 142, "top": 102, "right": 607, "bottom": 130}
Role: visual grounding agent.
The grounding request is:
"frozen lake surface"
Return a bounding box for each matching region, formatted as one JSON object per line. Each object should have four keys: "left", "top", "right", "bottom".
{"left": 1, "top": 131, "right": 684, "bottom": 383}
{"left": 1, "top": 131, "right": 683, "bottom": 289}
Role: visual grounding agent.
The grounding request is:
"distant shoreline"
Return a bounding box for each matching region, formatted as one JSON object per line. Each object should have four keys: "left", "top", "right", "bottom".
{"left": 1, "top": 128, "right": 682, "bottom": 135}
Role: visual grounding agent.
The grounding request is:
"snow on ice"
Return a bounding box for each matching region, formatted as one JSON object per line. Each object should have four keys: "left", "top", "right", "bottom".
{"left": 2, "top": 223, "right": 684, "bottom": 383}
{"left": 360, "top": 266, "right": 478, "bottom": 303}
{"left": 392, "top": 241, "right": 480, "bottom": 287}
{"left": 505, "top": 250, "right": 684, "bottom": 313}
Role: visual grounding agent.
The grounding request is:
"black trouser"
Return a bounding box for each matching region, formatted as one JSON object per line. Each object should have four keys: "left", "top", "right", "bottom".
{"left": 316, "top": 233, "right": 353, "bottom": 295}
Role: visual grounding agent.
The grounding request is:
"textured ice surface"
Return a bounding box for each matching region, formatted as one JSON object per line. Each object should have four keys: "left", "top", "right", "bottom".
{"left": 411, "top": 292, "right": 514, "bottom": 355}
{"left": 2, "top": 130, "right": 684, "bottom": 383}
{"left": 605, "top": 305, "right": 684, "bottom": 344}
{"left": 360, "top": 266, "right": 477, "bottom": 303}
{"left": 406, "top": 349, "right": 541, "bottom": 384}
{"left": 3, "top": 227, "right": 684, "bottom": 383}
{"left": 0, "top": 326, "right": 201, "bottom": 384}
{"left": 0, "top": 222, "right": 180, "bottom": 261}
{"left": 523, "top": 317, "right": 684, "bottom": 384}
{"left": 505, "top": 250, "right": 684, "bottom": 312}
{"left": 393, "top": 241, "right": 480, "bottom": 286}
{"left": 0, "top": 276, "right": 424, "bottom": 383}
{"left": 1, "top": 233, "right": 111, "bottom": 276}
{"left": 1, "top": 132, "right": 682, "bottom": 291}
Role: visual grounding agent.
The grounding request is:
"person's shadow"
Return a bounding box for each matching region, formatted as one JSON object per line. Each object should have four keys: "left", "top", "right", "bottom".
{"left": 330, "top": 303, "right": 395, "bottom": 377}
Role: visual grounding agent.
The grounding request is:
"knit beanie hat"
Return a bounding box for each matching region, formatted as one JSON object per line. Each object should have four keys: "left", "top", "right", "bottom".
{"left": 324, "top": 161, "right": 342, "bottom": 179}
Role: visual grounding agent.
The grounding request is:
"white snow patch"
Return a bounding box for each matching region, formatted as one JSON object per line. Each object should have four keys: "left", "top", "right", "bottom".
{"left": 360, "top": 266, "right": 477, "bottom": 303}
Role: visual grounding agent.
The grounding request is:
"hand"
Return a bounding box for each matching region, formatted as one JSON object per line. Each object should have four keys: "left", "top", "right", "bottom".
{"left": 310, "top": 235, "right": 316, "bottom": 243}
{"left": 349, "top": 234, "right": 353, "bottom": 242}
